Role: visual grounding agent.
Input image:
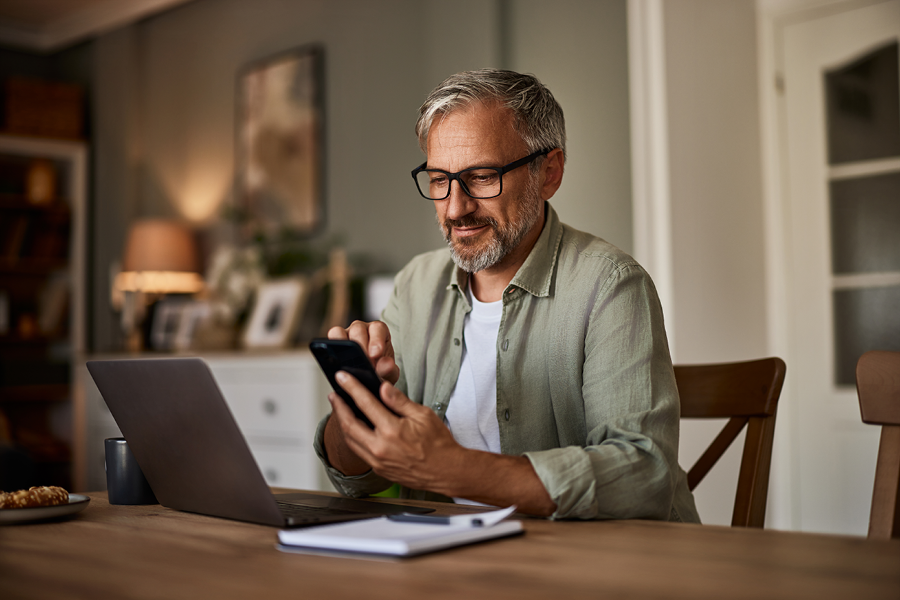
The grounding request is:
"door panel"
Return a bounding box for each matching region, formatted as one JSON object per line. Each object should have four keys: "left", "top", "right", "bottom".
{"left": 781, "top": 0, "right": 900, "bottom": 535}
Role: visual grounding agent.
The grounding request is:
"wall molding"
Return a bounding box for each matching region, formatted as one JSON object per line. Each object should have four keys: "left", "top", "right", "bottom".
{"left": 628, "top": 0, "right": 676, "bottom": 357}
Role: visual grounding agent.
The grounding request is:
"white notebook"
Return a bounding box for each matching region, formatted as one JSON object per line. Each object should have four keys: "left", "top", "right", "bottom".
{"left": 277, "top": 506, "right": 523, "bottom": 558}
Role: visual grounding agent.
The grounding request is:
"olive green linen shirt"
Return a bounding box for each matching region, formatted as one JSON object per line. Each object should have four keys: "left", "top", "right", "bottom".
{"left": 314, "top": 203, "right": 700, "bottom": 523}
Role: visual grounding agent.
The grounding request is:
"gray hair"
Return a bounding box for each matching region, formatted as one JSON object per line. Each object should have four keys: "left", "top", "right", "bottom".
{"left": 415, "top": 69, "right": 567, "bottom": 169}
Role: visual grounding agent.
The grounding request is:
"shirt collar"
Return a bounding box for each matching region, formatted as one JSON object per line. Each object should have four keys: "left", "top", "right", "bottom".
{"left": 446, "top": 202, "right": 563, "bottom": 299}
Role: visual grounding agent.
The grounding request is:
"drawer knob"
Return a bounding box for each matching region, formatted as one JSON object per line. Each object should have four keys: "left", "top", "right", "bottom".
{"left": 262, "top": 399, "right": 278, "bottom": 415}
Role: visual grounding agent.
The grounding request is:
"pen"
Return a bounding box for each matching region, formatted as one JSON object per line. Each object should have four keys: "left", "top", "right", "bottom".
{"left": 387, "top": 513, "right": 485, "bottom": 526}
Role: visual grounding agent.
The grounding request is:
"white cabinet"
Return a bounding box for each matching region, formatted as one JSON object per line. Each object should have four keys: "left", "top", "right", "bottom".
{"left": 77, "top": 351, "right": 331, "bottom": 493}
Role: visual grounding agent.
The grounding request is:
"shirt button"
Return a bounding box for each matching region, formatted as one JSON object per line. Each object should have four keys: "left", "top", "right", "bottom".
{"left": 504, "top": 409, "right": 510, "bottom": 421}
{"left": 453, "top": 338, "right": 460, "bottom": 346}
{"left": 502, "top": 339, "right": 509, "bottom": 351}
{"left": 435, "top": 403, "right": 443, "bottom": 411}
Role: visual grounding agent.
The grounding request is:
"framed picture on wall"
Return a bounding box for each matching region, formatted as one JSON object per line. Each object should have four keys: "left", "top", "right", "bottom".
{"left": 238, "top": 44, "right": 324, "bottom": 236}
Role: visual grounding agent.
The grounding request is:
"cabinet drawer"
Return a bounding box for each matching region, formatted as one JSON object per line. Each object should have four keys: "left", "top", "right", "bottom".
{"left": 218, "top": 383, "right": 316, "bottom": 439}
{"left": 207, "top": 355, "right": 319, "bottom": 387}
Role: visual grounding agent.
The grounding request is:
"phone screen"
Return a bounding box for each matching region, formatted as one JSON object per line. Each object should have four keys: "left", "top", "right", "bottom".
{"left": 309, "top": 339, "right": 389, "bottom": 428}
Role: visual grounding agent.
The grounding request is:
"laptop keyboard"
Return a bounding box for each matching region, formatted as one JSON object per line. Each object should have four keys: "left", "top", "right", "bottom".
{"left": 276, "top": 501, "right": 360, "bottom": 524}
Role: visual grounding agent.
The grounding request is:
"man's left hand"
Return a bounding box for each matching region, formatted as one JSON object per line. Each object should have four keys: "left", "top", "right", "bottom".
{"left": 328, "top": 371, "right": 464, "bottom": 494}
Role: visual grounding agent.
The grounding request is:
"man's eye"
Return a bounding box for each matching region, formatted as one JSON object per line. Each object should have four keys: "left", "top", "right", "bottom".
{"left": 430, "top": 174, "right": 449, "bottom": 186}
{"left": 468, "top": 171, "right": 498, "bottom": 185}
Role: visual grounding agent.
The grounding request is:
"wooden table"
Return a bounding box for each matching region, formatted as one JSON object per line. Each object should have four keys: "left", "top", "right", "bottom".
{"left": 1, "top": 491, "right": 898, "bottom": 599}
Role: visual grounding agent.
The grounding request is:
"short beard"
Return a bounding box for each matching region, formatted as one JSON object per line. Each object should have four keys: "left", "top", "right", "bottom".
{"left": 438, "top": 175, "right": 543, "bottom": 273}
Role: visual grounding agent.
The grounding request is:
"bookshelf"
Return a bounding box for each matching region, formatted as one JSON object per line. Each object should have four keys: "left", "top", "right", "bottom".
{"left": 0, "top": 133, "right": 87, "bottom": 491}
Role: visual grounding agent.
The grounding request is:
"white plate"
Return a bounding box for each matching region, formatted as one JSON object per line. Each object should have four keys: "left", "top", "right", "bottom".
{"left": 0, "top": 494, "right": 90, "bottom": 524}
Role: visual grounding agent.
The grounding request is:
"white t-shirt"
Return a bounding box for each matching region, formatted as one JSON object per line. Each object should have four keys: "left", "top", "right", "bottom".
{"left": 445, "top": 287, "right": 502, "bottom": 504}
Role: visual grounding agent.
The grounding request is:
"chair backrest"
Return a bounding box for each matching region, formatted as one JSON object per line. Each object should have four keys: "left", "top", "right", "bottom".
{"left": 675, "top": 357, "right": 786, "bottom": 528}
{"left": 855, "top": 350, "right": 900, "bottom": 540}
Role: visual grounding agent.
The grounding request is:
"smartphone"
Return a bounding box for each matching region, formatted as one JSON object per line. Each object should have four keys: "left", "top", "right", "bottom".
{"left": 309, "top": 338, "right": 392, "bottom": 429}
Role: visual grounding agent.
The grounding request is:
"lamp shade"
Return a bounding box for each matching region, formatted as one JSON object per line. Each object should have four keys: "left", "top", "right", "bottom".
{"left": 117, "top": 219, "right": 203, "bottom": 294}
{"left": 122, "top": 219, "right": 199, "bottom": 273}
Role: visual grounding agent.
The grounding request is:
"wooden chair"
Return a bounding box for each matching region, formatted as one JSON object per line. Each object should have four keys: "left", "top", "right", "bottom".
{"left": 675, "top": 357, "right": 786, "bottom": 528}
{"left": 855, "top": 350, "right": 900, "bottom": 540}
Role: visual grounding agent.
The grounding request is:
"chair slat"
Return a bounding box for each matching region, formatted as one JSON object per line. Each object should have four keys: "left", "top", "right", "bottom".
{"left": 686, "top": 417, "right": 747, "bottom": 491}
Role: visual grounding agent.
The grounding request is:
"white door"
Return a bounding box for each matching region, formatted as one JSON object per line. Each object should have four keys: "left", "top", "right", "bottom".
{"left": 778, "top": 0, "right": 900, "bottom": 535}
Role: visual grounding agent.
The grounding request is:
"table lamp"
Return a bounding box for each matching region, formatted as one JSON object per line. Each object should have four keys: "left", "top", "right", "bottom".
{"left": 114, "top": 219, "right": 204, "bottom": 350}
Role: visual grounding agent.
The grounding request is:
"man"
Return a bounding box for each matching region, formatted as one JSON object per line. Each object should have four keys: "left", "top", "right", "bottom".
{"left": 314, "top": 69, "right": 700, "bottom": 522}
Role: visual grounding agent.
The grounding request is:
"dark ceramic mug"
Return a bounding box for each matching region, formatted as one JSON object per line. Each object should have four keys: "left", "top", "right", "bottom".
{"left": 105, "top": 437, "right": 157, "bottom": 505}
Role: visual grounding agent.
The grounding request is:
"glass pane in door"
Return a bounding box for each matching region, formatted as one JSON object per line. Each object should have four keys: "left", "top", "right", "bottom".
{"left": 832, "top": 286, "right": 900, "bottom": 385}
{"left": 829, "top": 171, "right": 900, "bottom": 274}
{"left": 825, "top": 41, "right": 900, "bottom": 164}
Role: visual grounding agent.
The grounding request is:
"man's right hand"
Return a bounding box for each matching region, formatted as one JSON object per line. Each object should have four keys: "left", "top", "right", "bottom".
{"left": 327, "top": 320, "right": 400, "bottom": 385}
{"left": 323, "top": 320, "right": 399, "bottom": 476}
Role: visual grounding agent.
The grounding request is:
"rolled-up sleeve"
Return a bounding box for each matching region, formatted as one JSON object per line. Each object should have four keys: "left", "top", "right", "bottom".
{"left": 312, "top": 413, "right": 393, "bottom": 497}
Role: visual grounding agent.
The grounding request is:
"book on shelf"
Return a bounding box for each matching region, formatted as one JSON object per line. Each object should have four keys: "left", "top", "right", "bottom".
{"left": 2, "top": 216, "right": 29, "bottom": 260}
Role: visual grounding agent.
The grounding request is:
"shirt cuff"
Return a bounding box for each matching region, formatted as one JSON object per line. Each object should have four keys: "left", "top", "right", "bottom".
{"left": 313, "top": 414, "right": 392, "bottom": 497}
{"left": 523, "top": 447, "right": 599, "bottom": 520}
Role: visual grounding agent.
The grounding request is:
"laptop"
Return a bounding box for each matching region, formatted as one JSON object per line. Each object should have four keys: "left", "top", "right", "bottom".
{"left": 86, "top": 357, "right": 433, "bottom": 527}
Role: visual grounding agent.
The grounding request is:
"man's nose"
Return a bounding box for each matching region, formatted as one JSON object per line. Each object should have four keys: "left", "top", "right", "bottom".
{"left": 443, "top": 180, "right": 477, "bottom": 220}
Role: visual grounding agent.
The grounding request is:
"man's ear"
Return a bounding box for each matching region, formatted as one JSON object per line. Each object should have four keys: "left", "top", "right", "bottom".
{"left": 540, "top": 148, "right": 565, "bottom": 200}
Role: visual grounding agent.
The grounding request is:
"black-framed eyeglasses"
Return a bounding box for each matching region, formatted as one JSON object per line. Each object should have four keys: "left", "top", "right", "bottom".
{"left": 411, "top": 148, "right": 551, "bottom": 201}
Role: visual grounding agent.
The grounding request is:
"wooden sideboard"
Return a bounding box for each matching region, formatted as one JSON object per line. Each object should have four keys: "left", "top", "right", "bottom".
{"left": 73, "top": 350, "right": 331, "bottom": 493}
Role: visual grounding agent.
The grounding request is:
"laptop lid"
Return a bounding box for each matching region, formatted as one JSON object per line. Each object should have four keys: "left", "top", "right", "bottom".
{"left": 86, "top": 357, "right": 431, "bottom": 527}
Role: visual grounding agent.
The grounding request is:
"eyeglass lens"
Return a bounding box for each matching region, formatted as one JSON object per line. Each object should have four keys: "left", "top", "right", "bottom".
{"left": 415, "top": 168, "right": 501, "bottom": 200}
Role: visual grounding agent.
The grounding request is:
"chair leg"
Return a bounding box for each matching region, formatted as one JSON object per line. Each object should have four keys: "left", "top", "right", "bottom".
{"left": 732, "top": 415, "right": 776, "bottom": 528}
{"left": 869, "top": 425, "right": 900, "bottom": 540}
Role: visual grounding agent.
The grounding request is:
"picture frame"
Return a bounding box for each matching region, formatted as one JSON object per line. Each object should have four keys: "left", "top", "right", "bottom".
{"left": 149, "top": 299, "right": 188, "bottom": 351}
{"left": 173, "top": 301, "right": 212, "bottom": 351}
{"left": 243, "top": 277, "right": 309, "bottom": 348}
{"left": 237, "top": 44, "right": 324, "bottom": 236}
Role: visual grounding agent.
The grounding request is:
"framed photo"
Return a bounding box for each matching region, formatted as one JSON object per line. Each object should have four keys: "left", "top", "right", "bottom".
{"left": 243, "top": 277, "right": 309, "bottom": 348}
{"left": 173, "top": 301, "right": 212, "bottom": 351}
{"left": 150, "top": 299, "right": 188, "bottom": 351}
{"left": 238, "top": 45, "right": 324, "bottom": 235}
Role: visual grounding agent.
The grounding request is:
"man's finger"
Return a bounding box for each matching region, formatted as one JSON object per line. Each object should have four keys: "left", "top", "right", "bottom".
{"left": 375, "top": 356, "right": 400, "bottom": 385}
{"left": 365, "top": 321, "right": 393, "bottom": 360}
{"left": 344, "top": 321, "right": 373, "bottom": 361}
{"left": 379, "top": 381, "right": 419, "bottom": 417}
{"left": 336, "top": 371, "right": 397, "bottom": 431}
{"left": 326, "top": 326, "right": 349, "bottom": 340}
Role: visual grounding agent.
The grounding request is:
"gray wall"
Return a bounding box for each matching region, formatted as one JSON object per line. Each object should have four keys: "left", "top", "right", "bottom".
{"left": 88, "top": 0, "right": 633, "bottom": 351}
{"left": 509, "top": 0, "right": 632, "bottom": 252}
